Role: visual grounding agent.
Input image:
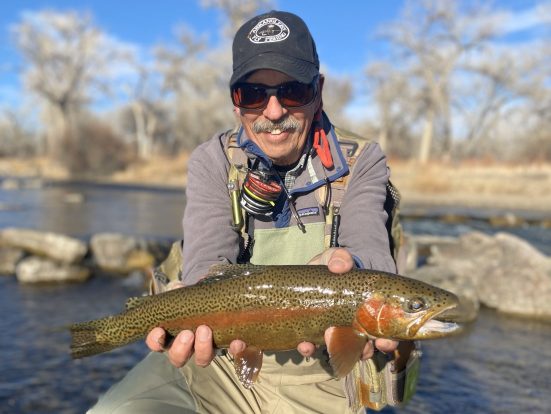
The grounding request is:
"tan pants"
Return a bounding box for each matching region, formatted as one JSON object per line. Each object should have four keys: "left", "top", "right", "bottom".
{"left": 88, "top": 349, "right": 359, "bottom": 414}
{"left": 87, "top": 352, "right": 197, "bottom": 414}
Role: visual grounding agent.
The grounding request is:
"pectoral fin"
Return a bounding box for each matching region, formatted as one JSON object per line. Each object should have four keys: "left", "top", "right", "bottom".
{"left": 326, "top": 327, "right": 367, "bottom": 378}
{"left": 233, "top": 346, "right": 263, "bottom": 389}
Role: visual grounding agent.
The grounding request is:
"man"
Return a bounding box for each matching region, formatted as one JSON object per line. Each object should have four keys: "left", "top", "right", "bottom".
{"left": 89, "top": 10, "right": 403, "bottom": 414}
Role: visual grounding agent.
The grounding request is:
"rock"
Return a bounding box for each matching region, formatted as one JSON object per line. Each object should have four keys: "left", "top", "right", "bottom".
{"left": 0, "top": 247, "right": 25, "bottom": 275}
{"left": 405, "top": 234, "right": 459, "bottom": 271}
{"left": 425, "top": 231, "right": 551, "bottom": 318}
{"left": 0, "top": 228, "right": 87, "bottom": 264}
{"left": 16, "top": 256, "right": 91, "bottom": 283}
{"left": 90, "top": 233, "right": 155, "bottom": 274}
{"left": 63, "top": 192, "right": 85, "bottom": 204}
{"left": 440, "top": 214, "right": 469, "bottom": 224}
{"left": 1, "top": 178, "right": 20, "bottom": 190}
{"left": 488, "top": 213, "right": 526, "bottom": 227}
{"left": 0, "top": 177, "right": 43, "bottom": 190}
{"left": 478, "top": 233, "right": 551, "bottom": 317}
{"left": 126, "top": 249, "right": 156, "bottom": 270}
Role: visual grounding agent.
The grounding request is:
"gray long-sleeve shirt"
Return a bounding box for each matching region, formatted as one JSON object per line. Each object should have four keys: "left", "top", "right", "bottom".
{"left": 181, "top": 119, "right": 396, "bottom": 285}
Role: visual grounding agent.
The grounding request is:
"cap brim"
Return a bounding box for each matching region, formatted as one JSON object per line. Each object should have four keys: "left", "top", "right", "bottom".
{"left": 230, "top": 52, "right": 319, "bottom": 87}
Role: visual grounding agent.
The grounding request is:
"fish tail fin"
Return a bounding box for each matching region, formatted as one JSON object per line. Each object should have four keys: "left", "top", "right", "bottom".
{"left": 70, "top": 318, "right": 122, "bottom": 359}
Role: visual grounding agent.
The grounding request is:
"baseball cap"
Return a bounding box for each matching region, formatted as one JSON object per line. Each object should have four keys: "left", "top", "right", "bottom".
{"left": 230, "top": 11, "right": 320, "bottom": 87}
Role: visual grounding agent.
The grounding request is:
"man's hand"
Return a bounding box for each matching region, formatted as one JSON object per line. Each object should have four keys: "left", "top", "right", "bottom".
{"left": 146, "top": 326, "right": 248, "bottom": 368}
{"left": 302, "top": 248, "right": 399, "bottom": 359}
{"left": 145, "top": 281, "right": 246, "bottom": 368}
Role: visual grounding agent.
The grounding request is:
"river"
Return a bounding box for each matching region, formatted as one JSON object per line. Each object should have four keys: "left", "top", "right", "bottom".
{"left": 1, "top": 181, "right": 550, "bottom": 413}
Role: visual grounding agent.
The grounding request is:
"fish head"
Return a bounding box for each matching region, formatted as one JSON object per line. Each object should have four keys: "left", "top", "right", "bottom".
{"left": 353, "top": 275, "right": 463, "bottom": 340}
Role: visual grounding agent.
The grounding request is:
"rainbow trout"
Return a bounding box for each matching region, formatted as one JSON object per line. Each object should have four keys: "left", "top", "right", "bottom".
{"left": 70, "top": 264, "right": 462, "bottom": 388}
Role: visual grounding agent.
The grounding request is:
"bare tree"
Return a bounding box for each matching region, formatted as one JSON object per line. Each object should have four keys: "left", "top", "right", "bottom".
{"left": 320, "top": 69, "right": 354, "bottom": 130}
{"left": 364, "top": 62, "right": 418, "bottom": 156}
{"left": 201, "top": 0, "right": 275, "bottom": 37}
{"left": 0, "top": 110, "right": 36, "bottom": 156}
{"left": 118, "top": 56, "right": 170, "bottom": 158}
{"left": 154, "top": 25, "right": 233, "bottom": 150}
{"left": 11, "top": 10, "right": 127, "bottom": 159}
{"left": 377, "top": 0, "right": 499, "bottom": 162}
{"left": 154, "top": 0, "right": 276, "bottom": 151}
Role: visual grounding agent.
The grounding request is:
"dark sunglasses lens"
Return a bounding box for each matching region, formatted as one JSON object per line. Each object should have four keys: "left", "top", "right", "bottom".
{"left": 232, "top": 80, "right": 317, "bottom": 109}
{"left": 278, "top": 82, "right": 314, "bottom": 107}
{"left": 232, "top": 85, "right": 267, "bottom": 109}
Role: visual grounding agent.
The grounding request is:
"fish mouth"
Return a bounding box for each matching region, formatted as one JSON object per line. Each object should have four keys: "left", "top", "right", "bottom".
{"left": 410, "top": 305, "right": 464, "bottom": 339}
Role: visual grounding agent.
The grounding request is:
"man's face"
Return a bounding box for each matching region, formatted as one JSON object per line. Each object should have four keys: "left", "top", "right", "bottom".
{"left": 235, "top": 69, "right": 323, "bottom": 166}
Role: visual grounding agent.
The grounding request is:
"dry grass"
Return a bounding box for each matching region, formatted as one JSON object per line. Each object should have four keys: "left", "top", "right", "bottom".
{"left": 389, "top": 159, "right": 551, "bottom": 211}
{"left": 0, "top": 156, "right": 70, "bottom": 180}
{"left": 109, "top": 153, "right": 190, "bottom": 188}
{"left": 0, "top": 153, "right": 190, "bottom": 188}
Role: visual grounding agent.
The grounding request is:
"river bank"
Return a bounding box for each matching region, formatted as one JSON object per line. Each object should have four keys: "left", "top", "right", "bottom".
{"left": 2, "top": 156, "right": 551, "bottom": 214}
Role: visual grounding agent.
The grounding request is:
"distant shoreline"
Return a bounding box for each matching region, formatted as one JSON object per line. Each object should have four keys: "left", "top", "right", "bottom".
{"left": 1, "top": 156, "right": 551, "bottom": 218}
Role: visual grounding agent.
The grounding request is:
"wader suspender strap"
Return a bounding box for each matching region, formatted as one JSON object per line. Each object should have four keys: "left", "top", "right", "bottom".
{"left": 224, "top": 129, "right": 255, "bottom": 262}
{"left": 317, "top": 126, "right": 370, "bottom": 250}
{"left": 316, "top": 126, "right": 404, "bottom": 269}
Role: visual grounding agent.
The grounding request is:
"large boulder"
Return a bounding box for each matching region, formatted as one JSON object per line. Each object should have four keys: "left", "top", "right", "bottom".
{"left": 423, "top": 231, "right": 551, "bottom": 318}
{"left": 16, "top": 257, "right": 91, "bottom": 283}
{"left": 405, "top": 234, "right": 459, "bottom": 271}
{"left": 90, "top": 233, "right": 155, "bottom": 274}
{"left": 0, "top": 247, "right": 25, "bottom": 275}
{"left": 0, "top": 228, "right": 87, "bottom": 264}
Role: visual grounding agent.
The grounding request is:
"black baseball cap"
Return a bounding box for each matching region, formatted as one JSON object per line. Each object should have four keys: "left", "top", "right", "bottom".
{"left": 230, "top": 11, "right": 320, "bottom": 87}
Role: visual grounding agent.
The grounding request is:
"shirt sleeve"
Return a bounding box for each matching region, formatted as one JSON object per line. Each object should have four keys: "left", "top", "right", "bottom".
{"left": 337, "top": 142, "right": 397, "bottom": 273}
{"left": 181, "top": 136, "right": 241, "bottom": 285}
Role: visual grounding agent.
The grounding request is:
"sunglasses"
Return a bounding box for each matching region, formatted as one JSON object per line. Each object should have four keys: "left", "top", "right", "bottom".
{"left": 231, "top": 77, "right": 319, "bottom": 110}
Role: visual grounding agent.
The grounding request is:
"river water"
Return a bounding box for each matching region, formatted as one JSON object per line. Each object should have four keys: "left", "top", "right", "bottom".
{"left": 1, "top": 181, "right": 550, "bottom": 414}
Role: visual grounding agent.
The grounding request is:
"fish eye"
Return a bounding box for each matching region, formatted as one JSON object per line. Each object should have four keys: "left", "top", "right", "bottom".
{"left": 406, "top": 297, "right": 426, "bottom": 313}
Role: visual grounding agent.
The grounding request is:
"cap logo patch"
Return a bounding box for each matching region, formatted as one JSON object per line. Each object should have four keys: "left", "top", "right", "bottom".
{"left": 248, "top": 18, "right": 290, "bottom": 44}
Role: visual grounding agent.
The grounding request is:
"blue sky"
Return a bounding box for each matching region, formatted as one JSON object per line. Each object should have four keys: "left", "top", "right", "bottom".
{"left": 0, "top": 0, "right": 548, "bottom": 109}
{"left": 0, "top": 0, "right": 405, "bottom": 76}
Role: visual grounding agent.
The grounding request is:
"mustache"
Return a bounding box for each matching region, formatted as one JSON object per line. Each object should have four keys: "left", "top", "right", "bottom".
{"left": 252, "top": 116, "right": 302, "bottom": 134}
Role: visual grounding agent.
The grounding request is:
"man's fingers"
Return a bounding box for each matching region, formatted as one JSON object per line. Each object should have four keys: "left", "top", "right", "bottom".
{"left": 228, "top": 340, "right": 247, "bottom": 357}
{"left": 146, "top": 327, "right": 168, "bottom": 352}
{"left": 308, "top": 248, "right": 354, "bottom": 274}
{"left": 327, "top": 248, "right": 353, "bottom": 274}
{"left": 193, "top": 325, "right": 215, "bottom": 367}
{"left": 166, "top": 330, "right": 195, "bottom": 367}
{"left": 374, "top": 338, "right": 398, "bottom": 353}
{"left": 360, "top": 339, "right": 398, "bottom": 361}
{"left": 297, "top": 341, "right": 316, "bottom": 357}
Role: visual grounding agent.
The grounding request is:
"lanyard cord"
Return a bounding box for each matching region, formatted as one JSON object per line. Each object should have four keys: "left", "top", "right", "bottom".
{"left": 270, "top": 165, "right": 306, "bottom": 233}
